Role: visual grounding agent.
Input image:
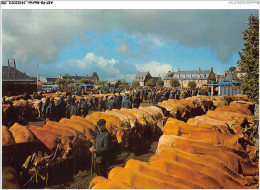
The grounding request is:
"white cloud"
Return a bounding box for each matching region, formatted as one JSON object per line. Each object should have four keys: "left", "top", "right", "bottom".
{"left": 65, "top": 52, "right": 120, "bottom": 80}
{"left": 2, "top": 9, "right": 258, "bottom": 67}
{"left": 80, "top": 52, "right": 118, "bottom": 68}
{"left": 136, "top": 61, "right": 175, "bottom": 78}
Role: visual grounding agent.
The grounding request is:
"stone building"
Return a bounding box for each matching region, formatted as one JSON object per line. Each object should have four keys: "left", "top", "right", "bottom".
{"left": 135, "top": 71, "right": 152, "bottom": 86}
{"left": 163, "top": 67, "right": 216, "bottom": 88}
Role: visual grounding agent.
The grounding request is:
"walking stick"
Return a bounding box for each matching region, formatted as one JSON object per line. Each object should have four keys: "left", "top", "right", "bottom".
{"left": 90, "top": 152, "right": 94, "bottom": 178}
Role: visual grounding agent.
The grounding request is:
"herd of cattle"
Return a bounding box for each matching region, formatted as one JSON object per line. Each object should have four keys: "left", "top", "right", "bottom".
{"left": 2, "top": 92, "right": 132, "bottom": 127}
{"left": 89, "top": 97, "right": 258, "bottom": 189}
{"left": 2, "top": 93, "right": 259, "bottom": 189}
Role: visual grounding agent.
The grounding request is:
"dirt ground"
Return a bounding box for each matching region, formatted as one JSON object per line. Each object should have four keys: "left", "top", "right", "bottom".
{"left": 46, "top": 139, "right": 159, "bottom": 189}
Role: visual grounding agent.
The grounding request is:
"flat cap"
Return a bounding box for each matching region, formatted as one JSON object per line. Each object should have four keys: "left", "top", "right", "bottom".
{"left": 97, "top": 119, "right": 106, "bottom": 126}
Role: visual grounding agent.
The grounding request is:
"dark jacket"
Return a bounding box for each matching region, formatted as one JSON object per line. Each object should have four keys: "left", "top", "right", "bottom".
{"left": 122, "top": 99, "right": 132, "bottom": 109}
{"left": 70, "top": 105, "right": 78, "bottom": 118}
{"left": 81, "top": 102, "right": 89, "bottom": 116}
{"left": 46, "top": 103, "right": 55, "bottom": 120}
{"left": 93, "top": 130, "right": 110, "bottom": 163}
{"left": 132, "top": 97, "right": 142, "bottom": 108}
{"left": 107, "top": 99, "right": 116, "bottom": 110}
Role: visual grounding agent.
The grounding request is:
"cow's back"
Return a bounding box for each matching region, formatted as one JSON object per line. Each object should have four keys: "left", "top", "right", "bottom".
{"left": 9, "top": 123, "right": 34, "bottom": 143}
{"left": 2, "top": 125, "right": 15, "bottom": 145}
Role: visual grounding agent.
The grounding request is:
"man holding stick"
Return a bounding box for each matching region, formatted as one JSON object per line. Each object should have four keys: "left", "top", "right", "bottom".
{"left": 90, "top": 119, "right": 110, "bottom": 178}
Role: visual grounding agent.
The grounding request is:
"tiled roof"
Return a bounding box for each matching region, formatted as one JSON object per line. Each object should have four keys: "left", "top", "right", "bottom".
{"left": 164, "top": 70, "right": 212, "bottom": 80}
{"left": 2, "top": 66, "right": 34, "bottom": 81}
{"left": 136, "top": 72, "right": 149, "bottom": 78}
{"left": 135, "top": 71, "right": 150, "bottom": 82}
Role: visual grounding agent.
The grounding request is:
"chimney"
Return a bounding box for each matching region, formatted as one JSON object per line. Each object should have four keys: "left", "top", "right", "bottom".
{"left": 75, "top": 73, "right": 77, "bottom": 77}
{"left": 197, "top": 68, "right": 201, "bottom": 72}
{"left": 177, "top": 68, "right": 180, "bottom": 72}
{"left": 210, "top": 67, "right": 213, "bottom": 72}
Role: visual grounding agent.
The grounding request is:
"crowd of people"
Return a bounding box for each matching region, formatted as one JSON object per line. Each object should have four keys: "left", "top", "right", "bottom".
{"left": 3, "top": 86, "right": 215, "bottom": 126}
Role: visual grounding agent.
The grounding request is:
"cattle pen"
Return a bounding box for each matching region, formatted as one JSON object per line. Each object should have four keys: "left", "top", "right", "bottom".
{"left": 2, "top": 94, "right": 259, "bottom": 189}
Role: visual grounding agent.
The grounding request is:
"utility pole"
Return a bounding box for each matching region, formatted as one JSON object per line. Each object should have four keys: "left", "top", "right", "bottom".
{"left": 37, "top": 64, "right": 39, "bottom": 81}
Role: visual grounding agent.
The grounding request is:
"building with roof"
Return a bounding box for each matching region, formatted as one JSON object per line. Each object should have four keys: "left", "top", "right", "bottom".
{"left": 163, "top": 67, "right": 216, "bottom": 88}
{"left": 2, "top": 63, "right": 37, "bottom": 96}
{"left": 135, "top": 71, "right": 152, "bottom": 86}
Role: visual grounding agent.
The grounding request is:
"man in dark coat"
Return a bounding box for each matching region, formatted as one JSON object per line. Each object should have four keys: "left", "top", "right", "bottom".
{"left": 90, "top": 119, "right": 110, "bottom": 178}
{"left": 69, "top": 103, "right": 78, "bottom": 118}
{"left": 107, "top": 96, "right": 116, "bottom": 110}
{"left": 46, "top": 100, "right": 55, "bottom": 121}
{"left": 132, "top": 95, "right": 142, "bottom": 108}
{"left": 80, "top": 99, "right": 89, "bottom": 117}
{"left": 122, "top": 96, "right": 132, "bottom": 109}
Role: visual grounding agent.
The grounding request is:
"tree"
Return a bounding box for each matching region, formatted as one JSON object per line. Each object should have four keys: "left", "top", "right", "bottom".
{"left": 55, "top": 78, "right": 66, "bottom": 85}
{"left": 188, "top": 81, "right": 197, "bottom": 88}
{"left": 145, "top": 79, "right": 156, "bottom": 87}
{"left": 79, "top": 78, "right": 94, "bottom": 84}
{"left": 122, "top": 81, "right": 129, "bottom": 86}
{"left": 238, "top": 15, "right": 259, "bottom": 103}
{"left": 132, "top": 81, "right": 140, "bottom": 86}
{"left": 91, "top": 72, "right": 99, "bottom": 81}
{"left": 170, "top": 79, "right": 180, "bottom": 87}
{"left": 95, "top": 81, "right": 105, "bottom": 86}
{"left": 156, "top": 79, "right": 164, "bottom": 87}
{"left": 229, "top": 67, "right": 236, "bottom": 72}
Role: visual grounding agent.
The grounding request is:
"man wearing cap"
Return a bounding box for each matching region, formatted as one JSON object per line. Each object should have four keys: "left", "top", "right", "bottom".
{"left": 89, "top": 119, "right": 110, "bottom": 178}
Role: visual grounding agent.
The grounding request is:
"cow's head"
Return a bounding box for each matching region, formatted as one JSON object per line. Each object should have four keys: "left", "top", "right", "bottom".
{"left": 115, "top": 127, "right": 130, "bottom": 147}
{"left": 56, "top": 135, "right": 75, "bottom": 158}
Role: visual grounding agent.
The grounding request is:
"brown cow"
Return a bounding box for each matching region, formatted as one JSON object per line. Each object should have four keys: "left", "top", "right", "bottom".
{"left": 215, "top": 105, "right": 253, "bottom": 116}
{"left": 9, "top": 123, "right": 34, "bottom": 143}
{"left": 156, "top": 144, "right": 251, "bottom": 186}
{"left": 89, "top": 176, "right": 131, "bottom": 189}
{"left": 157, "top": 135, "right": 249, "bottom": 160}
{"left": 86, "top": 114, "right": 131, "bottom": 147}
{"left": 29, "top": 125, "right": 74, "bottom": 158}
{"left": 108, "top": 166, "right": 186, "bottom": 189}
{"left": 2, "top": 125, "right": 15, "bottom": 145}
{"left": 206, "top": 110, "right": 254, "bottom": 126}
{"left": 154, "top": 146, "right": 245, "bottom": 188}
{"left": 170, "top": 140, "right": 259, "bottom": 176}
{"left": 163, "top": 118, "right": 241, "bottom": 148}
{"left": 149, "top": 155, "right": 224, "bottom": 189}
{"left": 70, "top": 115, "right": 97, "bottom": 134}
{"left": 187, "top": 116, "right": 240, "bottom": 134}
{"left": 230, "top": 101, "right": 255, "bottom": 113}
{"left": 125, "top": 159, "right": 202, "bottom": 189}
{"left": 59, "top": 118, "right": 95, "bottom": 142}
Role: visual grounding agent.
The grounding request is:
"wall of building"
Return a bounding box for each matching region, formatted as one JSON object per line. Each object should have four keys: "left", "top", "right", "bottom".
{"left": 2, "top": 81, "right": 37, "bottom": 96}
{"left": 139, "top": 81, "right": 145, "bottom": 86}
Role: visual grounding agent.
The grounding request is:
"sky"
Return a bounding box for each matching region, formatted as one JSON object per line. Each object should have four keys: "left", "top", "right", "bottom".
{"left": 2, "top": 8, "right": 259, "bottom": 82}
